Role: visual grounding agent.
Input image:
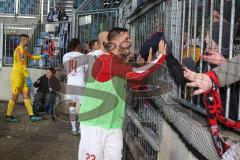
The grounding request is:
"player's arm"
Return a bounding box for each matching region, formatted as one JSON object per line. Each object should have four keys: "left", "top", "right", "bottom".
{"left": 26, "top": 52, "right": 41, "bottom": 60}
{"left": 26, "top": 52, "right": 48, "bottom": 60}
{"left": 111, "top": 40, "right": 166, "bottom": 81}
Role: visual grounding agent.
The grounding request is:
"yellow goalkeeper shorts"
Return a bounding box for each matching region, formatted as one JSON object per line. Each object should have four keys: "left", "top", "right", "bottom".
{"left": 11, "top": 72, "right": 28, "bottom": 94}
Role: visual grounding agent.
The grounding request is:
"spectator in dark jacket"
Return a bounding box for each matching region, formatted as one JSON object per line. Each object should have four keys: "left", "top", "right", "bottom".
{"left": 47, "top": 7, "right": 55, "bottom": 22}
{"left": 58, "top": 8, "right": 68, "bottom": 22}
{"left": 33, "top": 68, "right": 57, "bottom": 114}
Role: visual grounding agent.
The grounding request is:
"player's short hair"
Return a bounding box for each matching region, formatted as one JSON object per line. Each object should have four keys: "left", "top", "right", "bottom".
{"left": 89, "top": 40, "right": 98, "bottom": 49}
{"left": 48, "top": 67, "right": 56, "bottom": 75}
{"left": 68, "top": 38, "right": 80, "bottom": 51}
{"left": 108, "top": 27, "right": 128, "bottom": 41}
{"left": 19, "top": 34, "right": 29, "bottom": 38}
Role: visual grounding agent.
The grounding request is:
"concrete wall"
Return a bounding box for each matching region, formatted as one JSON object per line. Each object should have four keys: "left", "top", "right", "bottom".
{"left": 158, "top": 121, "right": 198, "bottom": 160}
{"left": 0, "top": 66, "right": 46, "bottom": 101}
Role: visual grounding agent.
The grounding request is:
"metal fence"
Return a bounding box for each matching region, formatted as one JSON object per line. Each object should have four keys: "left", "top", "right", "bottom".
{"left": 72, "top": 0, "right": 132, "bottom": 41}
{"left": 76, "top": 9, "right": 119, "bottom": 43}
{"left": 130, "top": 0, "right": 240, "bottom": 122}
{"left": 126, "top": 0, "right": 240, "bottom": 159}
{"left": 0, "top": 0, "right": 15, "bottom": 14}
{"left": 2, "top": 21, "right": 72, "bottom": 69}
{"left": 123, "top": 64, "right": 172, "bottom": 160}
{"left": 0, "top": 0, "right": 50, "bottom": 16}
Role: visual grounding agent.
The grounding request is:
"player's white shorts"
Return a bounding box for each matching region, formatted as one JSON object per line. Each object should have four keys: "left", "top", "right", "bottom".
{"left": 65, "top": 94, "right": 81, "bottom": 113}
{"left": 66, "top": 84, "right": 85, "bottom": 112}
{"left": 78, "top": 124, "right": 123, "bottom": 160}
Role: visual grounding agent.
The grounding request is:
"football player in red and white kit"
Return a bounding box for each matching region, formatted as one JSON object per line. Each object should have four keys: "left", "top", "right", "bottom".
{"left": 63, "top": 38, "right": 89, "bottom": 135}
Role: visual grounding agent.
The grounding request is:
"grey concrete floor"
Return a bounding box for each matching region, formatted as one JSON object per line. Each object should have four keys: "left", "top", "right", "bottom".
{"left": 0, "top": 102, "right": 79, "bottom": 160}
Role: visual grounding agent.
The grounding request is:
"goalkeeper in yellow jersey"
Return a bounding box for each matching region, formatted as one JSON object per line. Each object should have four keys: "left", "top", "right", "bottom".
{"left": 6, "top": 34, "right": 48, "bottom": 122}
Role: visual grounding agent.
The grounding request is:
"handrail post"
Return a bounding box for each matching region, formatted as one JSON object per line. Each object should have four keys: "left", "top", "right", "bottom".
{"left": 0, "top": 23, "right": 4, "bottom": 70}
{"left": 15, "top": 0, "right": 20, "bottom": 15}
{"left": 40, "top": 0, "right": 44, "bottom": 23}
{"left": 47, "top": 0, "right": 51, "bottom": 13}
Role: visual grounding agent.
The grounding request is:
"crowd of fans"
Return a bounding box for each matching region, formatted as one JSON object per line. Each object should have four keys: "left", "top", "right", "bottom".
{"left": 39, "top": 4, "right": 70, "bottom": 68}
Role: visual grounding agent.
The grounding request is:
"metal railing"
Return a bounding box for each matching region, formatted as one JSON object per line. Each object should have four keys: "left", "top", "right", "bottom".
{"left": 0, "top": 23, "right": 3, "bottom": 70}
{"left": 77, "top": 0, "right": 126, "bottom": 12}
{"left": 2, "top": 21, "right": 72, "bottom": 69}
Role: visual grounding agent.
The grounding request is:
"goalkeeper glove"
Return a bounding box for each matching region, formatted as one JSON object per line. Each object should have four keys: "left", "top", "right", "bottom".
{"left": 26, "top": 77, "right": 32, "bottom": 87}
{"left": 41, "top": 53, "right": 48, "bottom": 59}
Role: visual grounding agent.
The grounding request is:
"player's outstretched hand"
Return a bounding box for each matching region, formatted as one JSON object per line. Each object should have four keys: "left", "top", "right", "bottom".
{"left": 158, "top": 40, "right": 167, "bottom": 57}
{"left": 183, "top": 67, "right": 213, "bottom": 95}
{"left": 147, "top": 48, "right": 153, "bottom": 63}
{"left": 41, "top": 53, "right": 49, "bottom": 59}
{"left": 26, "top": 77, "right": 33, "bottom": 87}
{"left": 137, "top": 55, "right": 145, "bottom": 65}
